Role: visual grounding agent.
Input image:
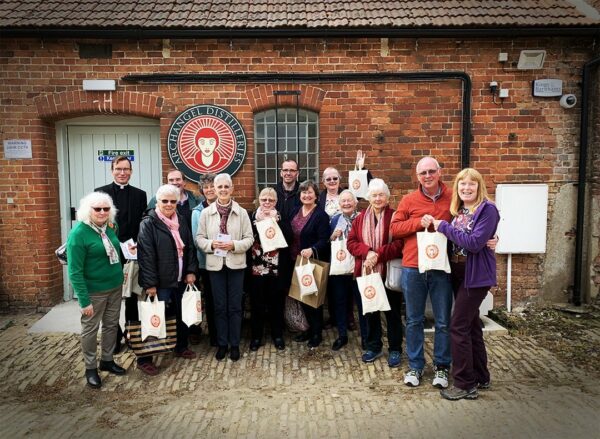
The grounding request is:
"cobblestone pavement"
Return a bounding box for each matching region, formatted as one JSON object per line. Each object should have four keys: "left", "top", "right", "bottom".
{"left": 1, "top": 313, "right": 599, "bottom": 439}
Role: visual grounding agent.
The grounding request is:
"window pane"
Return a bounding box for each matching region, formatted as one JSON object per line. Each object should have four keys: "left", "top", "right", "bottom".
{"left": 256, "top": 123, "right": 265, "bottom": 138}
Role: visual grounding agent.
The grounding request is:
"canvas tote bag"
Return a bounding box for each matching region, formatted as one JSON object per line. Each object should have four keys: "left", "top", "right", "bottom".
{"left": 255, "top": 217, "right": 288, "bottom": 253}
{"left": 356, "top": 265, "right": 391, "bottom": 314}
{"left": 330, "top": 238, "right": 355, "bottom": 275}
{"left": 181, "top": 283, "right": 203, "bottom": 327}
{"left": 417, "top": 229, "right": 451, "bottom": 273}
{"left": 349, "top": 166, "right": 369, "bottom": 199}
{"left": 139, "top": 296, "right": 167, "bottom": 341}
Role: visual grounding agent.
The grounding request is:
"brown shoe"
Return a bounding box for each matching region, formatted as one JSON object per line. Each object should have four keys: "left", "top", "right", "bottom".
{"left": 175, "top": 349, "right": 197, "bottom": 359}
{"left": 137, "top": 362, "right": 159, "bottom": 376}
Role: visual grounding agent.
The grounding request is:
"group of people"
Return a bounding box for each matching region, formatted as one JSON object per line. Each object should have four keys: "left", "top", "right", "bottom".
{"left": 67, "top": 152, "right": 499, "bottom": 401}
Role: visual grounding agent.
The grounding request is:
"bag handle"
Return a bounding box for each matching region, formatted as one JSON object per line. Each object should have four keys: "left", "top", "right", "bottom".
{"left": 362, "top": 263, "right": 374, "bottom": 276}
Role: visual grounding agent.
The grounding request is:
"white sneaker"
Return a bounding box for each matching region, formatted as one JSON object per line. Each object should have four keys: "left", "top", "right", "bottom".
{"left": 404, "top": 369, "right": 423, "bottom": 387}
{"left": 432, "top": 366, "right": 449, "bottom": 389}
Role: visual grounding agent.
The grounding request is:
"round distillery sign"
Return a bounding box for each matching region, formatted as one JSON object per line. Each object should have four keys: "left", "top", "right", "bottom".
{"left": 167, "top": 104, "right": 247, "bottom": 182}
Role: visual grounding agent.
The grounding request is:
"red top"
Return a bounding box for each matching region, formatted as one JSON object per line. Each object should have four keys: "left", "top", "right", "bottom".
{"left": 390, "top": 182, "right": 452, "bottom": 269}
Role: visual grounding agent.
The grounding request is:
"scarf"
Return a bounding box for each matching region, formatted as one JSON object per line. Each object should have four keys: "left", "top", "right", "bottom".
{"left": 87, "top": 221, "right": 120, "bottom": 265}
{"left": 155, "top": 208, "right": 185, "bottom": 258}
{"left": 216, "top": 200, "right": 233, "bottom": 234}
{"left": 361, "top": 206, "right": 386, "bottom": 273}
{"left": 335, "top": 211, "right": 358, "bottom": 239}
{"left": 255, "top": 206, "right": 280, "bottom": 222}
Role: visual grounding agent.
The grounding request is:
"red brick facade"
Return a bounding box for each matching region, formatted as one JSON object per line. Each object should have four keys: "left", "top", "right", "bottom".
{"left": 0, "top": 36, "right": 598, "bottom": 310}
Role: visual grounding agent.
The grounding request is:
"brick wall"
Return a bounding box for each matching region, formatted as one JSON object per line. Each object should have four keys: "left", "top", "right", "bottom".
{"left": 0, "top": 36, "right": 597, "bottom": 310}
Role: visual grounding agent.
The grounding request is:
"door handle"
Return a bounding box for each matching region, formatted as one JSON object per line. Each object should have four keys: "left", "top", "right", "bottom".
{"left": 70, "top": 207, "right": 76, "bottom": 221}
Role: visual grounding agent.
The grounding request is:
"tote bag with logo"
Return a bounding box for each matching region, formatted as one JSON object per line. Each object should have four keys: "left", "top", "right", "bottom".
{"left": 356, "top": 265, "right": 391, "bottom": 314}
{"left": 417, "top": 229, "right": 451, "bottom": 273}
{"left": 330, "top": 238, "right": 355, "bottom": 275}
{"left": 255, "top": 217, "right": 288, "bottom": 253}
{"left": 139, "top": 296, "right": 167, "bottom": 341}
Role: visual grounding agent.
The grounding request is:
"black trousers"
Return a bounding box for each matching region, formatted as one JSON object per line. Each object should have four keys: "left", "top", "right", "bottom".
{"left": 249, "top": 275, "right": 285, "bottom": 340}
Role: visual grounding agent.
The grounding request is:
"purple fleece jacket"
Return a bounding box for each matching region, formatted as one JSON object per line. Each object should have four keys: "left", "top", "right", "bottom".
{"left": 437, "top": 200, "right": 500, "bottom": 289}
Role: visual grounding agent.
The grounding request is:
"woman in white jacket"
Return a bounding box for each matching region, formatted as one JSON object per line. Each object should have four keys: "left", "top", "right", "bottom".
{"left": 196, "top": 173, "right": 253, "bottom": 361}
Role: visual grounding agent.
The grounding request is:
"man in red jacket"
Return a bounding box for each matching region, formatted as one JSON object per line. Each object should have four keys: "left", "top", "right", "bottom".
{"left": 390, "top": 156, "right": 452, "bottom": 389}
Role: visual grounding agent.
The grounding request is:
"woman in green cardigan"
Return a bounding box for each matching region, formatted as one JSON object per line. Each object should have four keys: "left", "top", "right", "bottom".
{"left": 67, "top": 191, "right": 126, "bottom": 389}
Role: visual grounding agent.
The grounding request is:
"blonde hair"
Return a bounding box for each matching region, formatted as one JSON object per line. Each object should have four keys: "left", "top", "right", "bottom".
{"left": 259, "top": 187, "right": 277, "bottom": 201}
{"left": 450, "top": 168, "right": 490, "bottom": 216}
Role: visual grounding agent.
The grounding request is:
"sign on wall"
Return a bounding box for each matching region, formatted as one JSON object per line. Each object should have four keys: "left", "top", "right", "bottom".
{"left": 167, "top": 104, "right": 247, "bottom": 183}
{"left": 3, "top": 139, "right": 32, "bottom": 159}
{"left": 532, "top": 79, "right": 562, "bottom": 97}
{"left": 97, "top": 149, "right": 135, "bottom": 162}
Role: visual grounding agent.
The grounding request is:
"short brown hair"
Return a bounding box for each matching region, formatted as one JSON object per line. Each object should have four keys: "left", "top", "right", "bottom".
{"left": 111, "top": 155, "right": 132, "bottom": 170}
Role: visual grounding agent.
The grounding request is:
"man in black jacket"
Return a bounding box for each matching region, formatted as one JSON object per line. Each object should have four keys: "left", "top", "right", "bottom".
{"left": 275, "top": 158, "right": 301, "bottom": 222}
{"left": 95, "top": 155, "right": 147, "bottom": 353}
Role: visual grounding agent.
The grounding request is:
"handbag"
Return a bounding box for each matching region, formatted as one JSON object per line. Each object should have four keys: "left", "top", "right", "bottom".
{"left": 139, "top": 296, "right": 167, "bottom": 341}
{"left": 417, "top": 229, "right": 451, "bottom": 273}
{"left": 181, "top": 283, "right": 203, "bottom": 327}
{"left": 125, "top": 318, "right": 177, "bottom": 358}
{"left": 356, "top": 265, "right": 391, "bottom": 314}
{"left": 330, "top": 238, "right": 355, "bottom": 276}
{"left": 55, "top": 243, "right": 67, "bottom": 265}
{"left": 122, "top": 260, "right": 143, "bottom": 298}
{"left": 284, "top": 296, "right": 309, "bottom": 332}
{"left": 349, "top": 166, "right": 369, "bottom": 199}
{"left": 255, "top": 217, "right": 288, "bottom": 253}
{"left": 289, "top": 255, "right": 330, "bottom": 309}
{"left": 385, "top": 258, "right": 403, "bottom": 292}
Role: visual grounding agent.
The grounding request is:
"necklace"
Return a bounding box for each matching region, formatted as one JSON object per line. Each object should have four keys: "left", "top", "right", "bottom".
{"left": 302, "top": 205, "right": 315, "bottom": 216}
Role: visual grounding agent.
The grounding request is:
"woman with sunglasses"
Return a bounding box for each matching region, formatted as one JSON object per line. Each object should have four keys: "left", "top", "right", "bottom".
{"left": 67, "top": 191, "right": 125, "bottom": 388}
{"left": 137, "top": 184, "right": 199, "bottom": 375}
{"left": 196, "top": 173, "right": 254, "bottom": 361}
{"left": 248, "top": 187, "right": 287, "bottom": 351}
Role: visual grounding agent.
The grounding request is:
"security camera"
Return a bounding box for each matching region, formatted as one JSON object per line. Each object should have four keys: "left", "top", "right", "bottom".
{"left": 559, "top": 94, "right": 577, "bottom": 109}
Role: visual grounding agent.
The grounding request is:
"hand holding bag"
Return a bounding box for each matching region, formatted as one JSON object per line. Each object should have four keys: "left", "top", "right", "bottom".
{"left": 330, "top": 238, "right": 355, "bottom": 275}
{"left": 349, "top": 165, "right": 369, "bottom": 199}
{"left": 289, "top": 255, "right": 330, "bottom": 308}
{"left": 181, "top": 283, "right": 203, "bottom": 327}
{"left": 295, "top": 256, "right": 318, "bottom": 298}
{"left": 385, "top": 258, "right": 403, "bottom": 292}
{"left": 139, "top": 296, "right": 167, "bottom": 341}
{"left": 256, "top": 217, "right": 288, "bottom": 253}
{"left": 356, "top": 264, "right": 391, "bottom": 314}
{"left": 417, "top": 229, "right": 451, "bottom": 274}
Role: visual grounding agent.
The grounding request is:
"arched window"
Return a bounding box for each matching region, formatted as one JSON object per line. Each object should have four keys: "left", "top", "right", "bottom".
{"left": 254, "top": 108, "right": 319, "bottom": 189}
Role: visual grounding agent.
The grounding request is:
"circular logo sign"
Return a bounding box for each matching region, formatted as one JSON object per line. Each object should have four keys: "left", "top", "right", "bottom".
{"left": 301, "top": 275, "right": 313, "bottom": 287}
{"left": 265, "top": 227, "right": 276, "bottom": 239}
{"left": 150, "top": 315, "right": 161, "bottom": 328}
{"left": 364, "top": 286, "right": 376, "bottom": 299}
{"left": 425, "top": 244, "right": 439, "bottom": 259}
{"left": 167, "top": 104, "right": 247, "bottom": 182}
{"left": 352, "top": 179, "right": 361, "bottom": 190}
{"left": 196, "top": 301, "right": 202, "bottom": 313}
{"left": 336, "top": 250, "right": 347, "bottom": 261}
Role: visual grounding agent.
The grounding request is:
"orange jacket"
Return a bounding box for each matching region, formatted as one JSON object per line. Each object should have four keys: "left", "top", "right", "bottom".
{"left": 390, "top": 183, "right": 452, "bottom": 269}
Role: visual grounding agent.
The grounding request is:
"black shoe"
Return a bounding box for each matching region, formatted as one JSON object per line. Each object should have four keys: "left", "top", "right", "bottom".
{"left": 85, "top": 368, "right": 102, "bottom": 389}
{"left": 249, "top": 339, "right": 262, "bottom": 351}
{"left": 332, "top": 336, "right": 348, "bottom": 351}
{"left": 294, "top": 331, "right": 310, "bottom": 342}
{"left": 230, "top": 346, "right": 240, "bottom": 361}
{"left": 273, "top": 337, "right": 285, "bottom": 350}
{"left": 209, "top": 338, "right": 218, "bottom": 347}
{"left": 307, "top": 336, "right": 322, "bottom": 348}
{"left": 99, "top": 360, "right": 126, "bottom": 375}
{"left": 216, "top": 346, "right": 228, "bottom": 361}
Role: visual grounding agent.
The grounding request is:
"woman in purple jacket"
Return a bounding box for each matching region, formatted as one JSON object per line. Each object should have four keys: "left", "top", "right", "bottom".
{"left": 432, "top": 168, "right": 499, "bottom": 401}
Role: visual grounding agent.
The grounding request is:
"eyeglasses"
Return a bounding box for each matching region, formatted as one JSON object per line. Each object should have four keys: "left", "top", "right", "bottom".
{"left": 92, "top": 207, "right": 111, "bottom": 212}
{"left": 114, "top": 167, "right": 131, "bottom": 173}
{"left": 282, "top": 169, "right": 298, "bottom": 173}
{"left": 325, "top": 177, "right": 339, "bottom": 182}
{"left": 260, "top": 198, "right": 276, "bottom": 203}
{"left": 160, "top": 199, "right": 178, "bottom": 204}
{"left": 417, "top": 169, "right": 439, "bottom": 177}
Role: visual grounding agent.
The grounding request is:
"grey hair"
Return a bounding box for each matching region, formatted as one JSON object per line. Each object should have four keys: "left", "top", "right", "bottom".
{"left": 156, "top": 184, "right": 180, "bottom": 201}
{"left": 416, "top": 156, "right": 441, "bottom": 173}
{"left": 339, "top": 189, "right": 357, "bottom": 203}
{"left": 76, "top": 191, "right": 117, "bottom": 224}
{"left": 322, "top": 167, "right": 341, "bottom": 182}
{"left": 366, "top": 178, "right": 390, "bottom": 199}
{"left": 214, "top": 173, "right": 233, "bottom": 187}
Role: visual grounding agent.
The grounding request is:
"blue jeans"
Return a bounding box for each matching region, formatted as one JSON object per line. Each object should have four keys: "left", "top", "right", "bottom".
{"left": 402, "top": 267, "right": 453, "bottom": 370}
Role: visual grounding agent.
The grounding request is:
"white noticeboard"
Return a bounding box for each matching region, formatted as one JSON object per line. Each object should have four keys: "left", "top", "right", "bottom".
{"left": 495, "top": 184, "right": 548, "bottom": 254}
{"left": 495, "top": 183, "right": 548, "bottom": 312}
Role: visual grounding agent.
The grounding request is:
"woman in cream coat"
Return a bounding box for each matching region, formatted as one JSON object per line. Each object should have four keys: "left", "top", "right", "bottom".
{"left": 196, "top": 173, "right": 253, "bottom": 361}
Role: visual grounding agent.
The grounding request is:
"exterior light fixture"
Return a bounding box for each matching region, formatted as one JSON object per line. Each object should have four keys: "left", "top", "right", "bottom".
{"left": 517, "top": 50, "right": 546, "bottom": 70}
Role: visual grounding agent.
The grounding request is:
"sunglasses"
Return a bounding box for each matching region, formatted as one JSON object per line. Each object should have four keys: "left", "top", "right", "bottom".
{"left": 417, "top": 169, "right": 439, "bottom": 177}
{"left": 92, "top": 207, "right": 111, "bottom": 212}
{"left": 160, "top": 199, "right": 178, "bottom": 204}
{"left": 325, "top": 177, "right": 339, "bottom": 182}
{"left": 260, "top": 198, "right": 276, "bottom": 203}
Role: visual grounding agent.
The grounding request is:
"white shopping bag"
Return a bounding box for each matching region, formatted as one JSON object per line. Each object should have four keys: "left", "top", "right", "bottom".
{"left": 181, "top": 284, "right": 203, "bottom": 327}
{"left": 356, "top": 265, "right": 391, "bottom": 314}
{"left": 294, "top": 256, "right": 318, "bottom": 298}
{"left": 255, "top": 217, "right": 288, "bottom": 253}
{"left": 122, "top": 260, "right": 143, "bottom": 298}
{"left": 330, "top": 238, "right": 355, "bottom": 275}
{"left": 139, "top": 296, "right": 167, "bottom": 341}
{"left": 417, "top": 229, "right": 451, "bottom": 273}
{"left": 349, "top": 167, "right": 369, "bottom": 199}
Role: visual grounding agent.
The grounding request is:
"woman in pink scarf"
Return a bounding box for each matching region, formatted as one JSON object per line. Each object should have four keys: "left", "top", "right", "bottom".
{"left": 137, "top": 184, "right": 199, "bottom": 376}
